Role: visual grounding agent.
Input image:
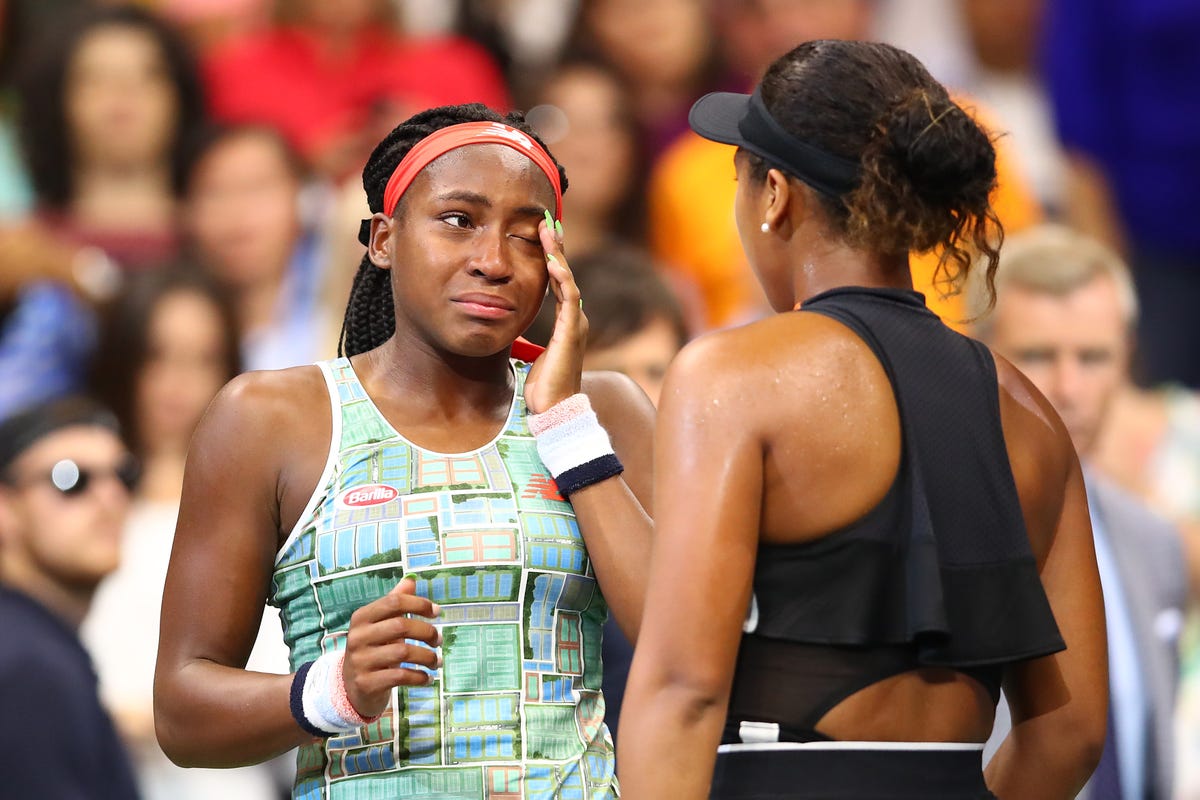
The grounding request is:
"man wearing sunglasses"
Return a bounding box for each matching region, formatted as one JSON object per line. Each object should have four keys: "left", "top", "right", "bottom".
{"left": 0, "top": 395, "right": 141, "bottom": 799}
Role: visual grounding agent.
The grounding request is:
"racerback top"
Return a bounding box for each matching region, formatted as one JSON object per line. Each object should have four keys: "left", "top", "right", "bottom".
{"left": 271, "top": 357, "right": 615, "bottom": 799}
{"left": 725, "top": 286, "right": 1066, "bottom": 744}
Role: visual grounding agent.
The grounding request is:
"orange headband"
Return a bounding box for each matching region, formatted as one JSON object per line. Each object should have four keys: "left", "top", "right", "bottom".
{"left": 382, "top": 121, "right": 563, "bottom": 218}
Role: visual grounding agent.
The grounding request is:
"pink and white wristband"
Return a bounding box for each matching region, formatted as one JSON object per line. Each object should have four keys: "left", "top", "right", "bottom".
{"left": 289, "top": 650, "right": 381, "bottom": 738}
{"left": 528, "top": 394, "right": 624, "bottom": 497}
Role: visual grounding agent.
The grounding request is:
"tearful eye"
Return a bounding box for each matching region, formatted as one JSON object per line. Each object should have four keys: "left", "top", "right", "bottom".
{"left": 508, "top": 229, "right": 542, "bottom": 246}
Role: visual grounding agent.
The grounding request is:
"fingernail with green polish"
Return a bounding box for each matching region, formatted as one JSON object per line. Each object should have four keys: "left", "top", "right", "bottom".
{"left": 544, "top": 209, "right": 554, "bottom": 227}
{"left": 546, "top": 254, "right": 558, "bottom": 265}
{"left": 554, "top": 219, "right": 564, "bottom": 236}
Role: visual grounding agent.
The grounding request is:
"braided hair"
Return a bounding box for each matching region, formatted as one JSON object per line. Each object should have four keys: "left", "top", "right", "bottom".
{"left": 338, "top": 104, "right": 569, "bottom": 358}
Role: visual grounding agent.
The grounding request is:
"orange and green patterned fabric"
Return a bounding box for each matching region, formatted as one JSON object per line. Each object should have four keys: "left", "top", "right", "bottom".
{"left": 272, "top": 358, "right": 615, "bottom": 799}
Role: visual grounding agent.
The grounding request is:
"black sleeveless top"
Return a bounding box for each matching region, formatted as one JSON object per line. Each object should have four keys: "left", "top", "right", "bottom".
{"left": 723, "top": 286, "right": 1066, "bottom": 744}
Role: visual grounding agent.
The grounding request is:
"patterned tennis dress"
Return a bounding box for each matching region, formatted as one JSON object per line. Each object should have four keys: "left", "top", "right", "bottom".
{"left": 271, "top": 358, "right": 616, "bottom": 799}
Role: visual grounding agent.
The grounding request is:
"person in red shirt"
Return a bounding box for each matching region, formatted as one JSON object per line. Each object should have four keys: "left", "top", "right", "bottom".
{"left": 203, "top": 0, "right": 510, "bottom": 180}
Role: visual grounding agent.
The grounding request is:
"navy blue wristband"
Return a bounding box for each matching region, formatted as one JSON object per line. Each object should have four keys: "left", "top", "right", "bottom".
{"left": 289, "top": 660, "right": 331, "bottom": 738}
{"left": 555, "top": 453, "right": 624, "bottom": 497}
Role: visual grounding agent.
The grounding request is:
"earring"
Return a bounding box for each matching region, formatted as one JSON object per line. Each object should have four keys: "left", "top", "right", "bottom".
{"left": 760, "top": 222, "right": 770, "bottom": 233}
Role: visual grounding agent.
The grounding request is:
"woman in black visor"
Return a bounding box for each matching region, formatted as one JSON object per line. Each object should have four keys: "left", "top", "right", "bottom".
{"left": 617, "top": 40, "right": 1106, "bottom": 800}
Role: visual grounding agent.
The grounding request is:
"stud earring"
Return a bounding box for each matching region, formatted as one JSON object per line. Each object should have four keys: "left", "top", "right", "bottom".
{"left": 760, "top": 222, "right": 770, "bottom": 234}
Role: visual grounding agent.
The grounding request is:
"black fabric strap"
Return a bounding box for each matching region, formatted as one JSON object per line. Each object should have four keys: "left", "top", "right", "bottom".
{"left": 555, "top": 454, "right": 624, "bottom": 497}
{"left": 740, "top": 87, "right": 861, "bottom": 199}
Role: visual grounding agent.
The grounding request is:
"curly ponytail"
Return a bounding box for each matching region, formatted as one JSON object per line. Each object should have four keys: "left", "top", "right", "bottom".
{"left": 338, "top": 104, "right": 568, "bottom": 357}
{"left": 847, "top": 88, "right": 1002, "bottom": 306}
{"left": 753, "top": 40, "right": 1003, "bottom": 309}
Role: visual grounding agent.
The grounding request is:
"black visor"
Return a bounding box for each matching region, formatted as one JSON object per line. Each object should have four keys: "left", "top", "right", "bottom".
{"left": 688, "top": 87, "right": 861, "bottom": 199}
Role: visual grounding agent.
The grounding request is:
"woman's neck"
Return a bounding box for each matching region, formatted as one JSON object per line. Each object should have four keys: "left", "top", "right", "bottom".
{"left": 362, "top": 335, "right": 515, "bottom": 416}
{"left": 790, "top": 241, "right": 912, "bottom": 307}
{"left": 69, "top": 163, "right": 175, "bottom": 233}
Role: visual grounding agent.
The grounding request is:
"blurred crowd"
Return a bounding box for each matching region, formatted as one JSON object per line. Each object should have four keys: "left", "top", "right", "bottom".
{"left": 0, "top": 1, "right": 1196, "bottom": 798}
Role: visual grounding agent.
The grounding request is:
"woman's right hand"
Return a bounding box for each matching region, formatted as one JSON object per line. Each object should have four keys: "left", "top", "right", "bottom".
{"left": 524, "top": 212, "right": 587, "bottom": 414}
{"left": 341, "top": 577, "right": 443, "bottom": 718}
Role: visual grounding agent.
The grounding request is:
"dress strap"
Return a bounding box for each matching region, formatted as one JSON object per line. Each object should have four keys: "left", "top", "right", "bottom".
{"left": 324, "top": 357, "right": 399, "bottom": 451}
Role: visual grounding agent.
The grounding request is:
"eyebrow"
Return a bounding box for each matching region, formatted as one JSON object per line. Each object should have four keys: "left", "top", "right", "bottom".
{"left": 433, "top": 190, "right": 548, "bottom": 219}
{"left": 435, "top": 190, "right": 491, "bottom": 207}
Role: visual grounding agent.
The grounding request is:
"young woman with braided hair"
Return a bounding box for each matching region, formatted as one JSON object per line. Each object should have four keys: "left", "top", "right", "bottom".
{"left": 155, "top": 103, "right": 653, "bottom": 799}
{"left": 618, "top": 41, "right": 1106, "bottom": 799}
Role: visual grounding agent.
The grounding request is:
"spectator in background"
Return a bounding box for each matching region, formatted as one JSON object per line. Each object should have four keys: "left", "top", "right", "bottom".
{"left": 156, "top": 0, "right": 271, "bottom": 54}
{"left": 569, "top": 0, "right": 719, "bottom": 160}
{"left": 1042, "top": 0, "right": 1200, "bottom": 389}
{"left": 0, "top": 396, "right": 140, "bottom": 799}
{"left": 525, "top": 60, "right": 647, "bottom": 258}
{"left": 649, "top": 0, "right": 1041, "bottom": 330}
{"left": 578, "top": 254, "right": 689, "bottom": 409}
{"left": 525, "top": 246, "right": 690, "bottom": 407}
{"left": 202, "top": 0, "right": 510, "bottom": 182}
{"left": 956, "top": 0, "right": 1066, "bottom": 216}
{"left": 11, "top": 3, "right": 205, "bottom": 271}
{"left": 0, "top": 0, "right": 34, "bottom": 222}
{"left": 82, "top": 267, "right": 291, "bottom": 800}
{"left": 971, "top": 224, "right": 1188, "bottom": 800}
{"left": 0, "top": 4, "right": 207, "bottom": 416}
{"left": 183, "top": 124, "right": 336, "bottom": 371}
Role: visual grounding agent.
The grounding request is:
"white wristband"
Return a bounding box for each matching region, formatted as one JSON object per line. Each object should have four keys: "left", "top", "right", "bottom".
{"left": 291, "top": 650, "right": 380, "bottom": 737}
{"left": 528, "top": 394, "right": 623, "bottom": 496}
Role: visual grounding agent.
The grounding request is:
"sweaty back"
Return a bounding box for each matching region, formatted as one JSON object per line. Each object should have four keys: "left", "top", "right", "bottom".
{"left": 725, "top": 286, "right": 1066, "bottom": 744}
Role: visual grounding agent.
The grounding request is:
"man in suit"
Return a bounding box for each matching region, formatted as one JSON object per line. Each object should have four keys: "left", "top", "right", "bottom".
{"left": 973, "top": 224, "right": 1188, "bottom": 800}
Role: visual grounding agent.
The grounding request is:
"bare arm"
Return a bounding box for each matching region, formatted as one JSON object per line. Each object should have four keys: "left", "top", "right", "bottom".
{"left": 154, "top": 372, "right": 309, "bottom": 766}
{"left": 154, "top": 370, "right": 441, "bottom": 766}
{"left": 985, "top": 366, "right": 1108, "bottom": 798}
{"left": 567, "top": 370, "right": 654, "bottom": 641}
{"left": 616, "top": 338, "right": 762, "bottom": 799}
{"left": 524, "top": 219, "right": 655, "bottom": 641}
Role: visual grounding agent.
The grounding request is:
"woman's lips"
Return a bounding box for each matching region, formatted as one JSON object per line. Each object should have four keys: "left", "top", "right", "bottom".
{"left": 453, "top": 294, "right": 515, "bottom": 319}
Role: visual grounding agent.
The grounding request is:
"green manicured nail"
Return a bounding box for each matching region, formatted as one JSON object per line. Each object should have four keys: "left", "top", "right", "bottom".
{"left": 554, "top": 219, "right": 563, "bottom": 236}
{"left": 544, "top": 209, "right": 554, "bottom": 228}
{"left": 546, "top": 254, "right": 558, "bottom": 265}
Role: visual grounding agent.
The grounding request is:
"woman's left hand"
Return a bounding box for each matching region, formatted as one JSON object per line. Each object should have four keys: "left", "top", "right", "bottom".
{"left": 524, "top": 212, "right": 588, "bottom": 414}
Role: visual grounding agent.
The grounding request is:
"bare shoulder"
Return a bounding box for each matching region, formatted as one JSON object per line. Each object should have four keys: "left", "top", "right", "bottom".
{"left": 664, "top": 312, "right": 879, "bottom": 408}
{"left": 581, "top": 369, "right": 656, "bottom": 465}
{"left": 200, "top": 365, "right": 328, "bottom": 441}
{"left": 991, "top": 352, "right": 1075, "bottom": 472}
{"left": 189, "top": 365, "right": 332, "bottom": 483}
{"left": 581, "top": 369, "right": 654, "bottom": 415}
{"left": 184, "top": 365, "right": 334, "bottom": 539}
{"left": 989, "top": 350, "right": 1081, "bottom": 562}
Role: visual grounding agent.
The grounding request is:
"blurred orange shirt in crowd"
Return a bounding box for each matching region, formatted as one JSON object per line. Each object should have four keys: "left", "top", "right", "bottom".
{"left": 648, "top": 97, "right": 1041, "bottom": 331}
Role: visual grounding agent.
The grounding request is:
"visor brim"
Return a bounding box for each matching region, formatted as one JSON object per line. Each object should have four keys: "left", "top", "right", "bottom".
{"left": 688, "top": 91, "right": 753, "bottom": 148}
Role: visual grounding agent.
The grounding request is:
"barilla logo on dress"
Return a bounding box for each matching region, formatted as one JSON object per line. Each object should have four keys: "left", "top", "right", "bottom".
{"left": 338, "top": 484, "right": 398, "bottom": 508}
